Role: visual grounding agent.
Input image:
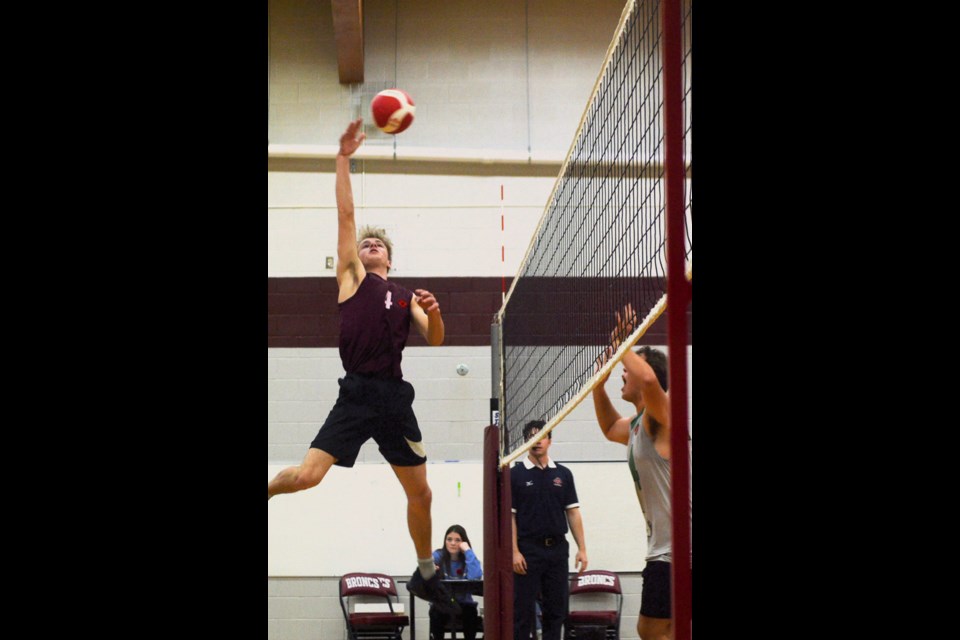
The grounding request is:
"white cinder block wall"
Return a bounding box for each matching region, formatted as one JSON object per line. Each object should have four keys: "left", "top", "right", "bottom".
{"left": 267, "top": 1, "right": 691, "bottom": 638}
{"left": 269, "top": 0, "right": 624, "bottom": 153}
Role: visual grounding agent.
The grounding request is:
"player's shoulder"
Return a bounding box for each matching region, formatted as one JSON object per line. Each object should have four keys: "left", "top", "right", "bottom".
{"left": 554, "top": 461, "right": 576, "bottom": 477}
{"left": 383, "top": 278, "right": 414, "bottom": 307}
{"left": 396, "top": 280, "right": 412, "bottom": 294}
{"left": 336, "top": 262, "right": 367, "bottom": 298}
{"left": 511, "top": 461, "right": 530, "bottom": 477}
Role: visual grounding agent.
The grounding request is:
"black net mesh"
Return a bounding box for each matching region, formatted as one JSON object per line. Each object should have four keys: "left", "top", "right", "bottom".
{"left": 497, "top": 0, "right": 691, "bottom": 461}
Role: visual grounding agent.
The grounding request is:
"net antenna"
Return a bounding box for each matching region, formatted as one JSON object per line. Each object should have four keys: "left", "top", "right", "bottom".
{"left": 492, "top": 0, "right": 692, "bottom": 470}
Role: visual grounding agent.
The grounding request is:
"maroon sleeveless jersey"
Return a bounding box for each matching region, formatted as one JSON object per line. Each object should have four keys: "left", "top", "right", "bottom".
{"left": 338, "top": 273, "right": 414, "bottom": 379}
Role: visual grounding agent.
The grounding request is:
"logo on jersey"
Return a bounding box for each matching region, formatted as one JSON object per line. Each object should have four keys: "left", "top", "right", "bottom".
{"left": 398, "top": 298, "right": 408, "bottom": 308}
{"left": 525, "top": 480, "right": 534, "bottom": 487}
{"left": 553, "top": 477, "right": 563, "bottom": 487}
{"left": 384, "top": 291, "right": 393, "bottom": 309}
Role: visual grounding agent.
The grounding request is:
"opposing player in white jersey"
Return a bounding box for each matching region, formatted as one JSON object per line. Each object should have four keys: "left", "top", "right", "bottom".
{"left": 592, "top": 304, "right": 690, "bottom": 640}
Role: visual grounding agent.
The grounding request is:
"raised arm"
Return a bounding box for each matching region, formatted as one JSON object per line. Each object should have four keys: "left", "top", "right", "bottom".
{"left": 621, "top": 347, "right": 669, "bottom": 427}
{"left": 335, "top": 119, "right": 366, "bottom": 302}
{"left": 411, "top": 288, "right": 445, "bottom": 345}
{"left": 592, "top": 348, "right": 631, "bottom": 445}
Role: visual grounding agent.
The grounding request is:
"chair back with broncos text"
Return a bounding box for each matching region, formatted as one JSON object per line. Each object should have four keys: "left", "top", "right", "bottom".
{"left": 339, "top": 572, "right": 409, "bottom": 640}
{"left": 563, "top": 570, "right": 623, "bottom": 640}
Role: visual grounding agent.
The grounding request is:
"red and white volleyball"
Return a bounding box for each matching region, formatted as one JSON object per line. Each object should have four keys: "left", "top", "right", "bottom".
{"left": 370, "top": 89, "right": 416, "bottom": 134}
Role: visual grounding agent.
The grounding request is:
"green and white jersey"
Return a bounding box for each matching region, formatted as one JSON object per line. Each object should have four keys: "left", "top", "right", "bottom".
{"left": 627, "top": 411, "right": 688, "bottom": 563}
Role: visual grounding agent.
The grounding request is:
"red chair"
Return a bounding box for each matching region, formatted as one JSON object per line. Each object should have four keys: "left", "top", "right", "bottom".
{"left": 339, "top": 572, "right": 410, "bottom": 640}
{"left": 563, "top": 570, "right": 622, "bottom": 640}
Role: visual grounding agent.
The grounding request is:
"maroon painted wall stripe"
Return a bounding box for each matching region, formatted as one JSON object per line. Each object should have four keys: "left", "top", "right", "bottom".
{"left": 268, "top": 277, "right": 692, "bottom": 348}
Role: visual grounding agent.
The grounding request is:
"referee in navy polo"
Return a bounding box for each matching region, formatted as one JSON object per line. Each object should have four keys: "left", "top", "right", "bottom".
{"left": 511, "top": 420, "right": 588, "bottom": 640}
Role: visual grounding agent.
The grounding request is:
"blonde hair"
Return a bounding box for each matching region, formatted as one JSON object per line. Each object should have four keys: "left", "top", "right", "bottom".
{"left": 357, "top": 225, "right": 393, "bottom": 271}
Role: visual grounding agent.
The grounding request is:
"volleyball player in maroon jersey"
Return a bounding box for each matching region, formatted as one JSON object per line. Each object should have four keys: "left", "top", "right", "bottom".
{"left": 268, "top": 119, "right": 459, "bottom": 615}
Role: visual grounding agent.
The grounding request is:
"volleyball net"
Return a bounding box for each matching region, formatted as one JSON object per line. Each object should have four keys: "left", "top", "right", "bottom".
{"left": 483, "top": 3, "right": 692, "bottom": 638}
{"left": 492, "top": 0, "right": 692, "bottom": 466}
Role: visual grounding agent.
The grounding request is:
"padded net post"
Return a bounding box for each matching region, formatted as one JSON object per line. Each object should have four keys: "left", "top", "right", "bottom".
{"left": 483, "top": 423, "right": 512, "bottom": 640}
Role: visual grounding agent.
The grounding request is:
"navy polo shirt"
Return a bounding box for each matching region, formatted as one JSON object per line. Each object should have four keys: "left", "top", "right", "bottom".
{"left": 511, "top": 457, "right": 580, "bottom": 539}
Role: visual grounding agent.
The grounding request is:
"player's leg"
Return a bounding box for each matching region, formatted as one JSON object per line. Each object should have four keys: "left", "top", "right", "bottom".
{"left": 378, "top": 378, "right": 459, "bottom": 614}
{"left": 637, "top": 616, "right": 671, "bottom": 640}
{"left": 269, "top": 374, "right": 371, "bottom": 500}
{"left": 267, "top": 447, "right": 337, "bottom": 499}
{"left": 637, "top": 560, "right": 672, "bottom": 640}
{"left": 537, "top": 546, "right": 569, "bottom": 640}
{"left": 513, "top": 546, "right": 542, "bottom": 640}
{"left": 378, "top": 377, "right": 434, "bottom": 558}
{"left": 390, "top": 462, "right": 433, "bottom": 558}
{"left": 392, "top": 462, "right": 461, "bottom": 616}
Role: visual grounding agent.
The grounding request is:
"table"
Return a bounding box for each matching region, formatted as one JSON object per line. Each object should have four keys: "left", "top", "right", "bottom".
{"left": 408, "top": 579, "right": 484, "bottom": 638}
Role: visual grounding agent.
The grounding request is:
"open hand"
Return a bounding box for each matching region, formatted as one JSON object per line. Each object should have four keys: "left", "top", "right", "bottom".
{"left": 338, "top": 118, "right": 366, "bottom": 157}
{"left": 610, "top": 302, "right": 638, "bottom": 351}
{"left": 594, "top": 345, "right": 614, "bottom": 382}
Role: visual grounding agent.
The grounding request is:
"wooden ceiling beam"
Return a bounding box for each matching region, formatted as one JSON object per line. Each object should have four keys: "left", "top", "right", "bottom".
{"left": 331, "top": 0, "right": 364, "bottom": 84}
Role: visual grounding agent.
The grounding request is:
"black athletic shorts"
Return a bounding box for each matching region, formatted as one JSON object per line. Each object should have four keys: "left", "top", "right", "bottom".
{"left": 640, "top": 560, "right": 672, "bottom": 619}
{"left": 310, "top": 373, "right": 427, "bottom": 468}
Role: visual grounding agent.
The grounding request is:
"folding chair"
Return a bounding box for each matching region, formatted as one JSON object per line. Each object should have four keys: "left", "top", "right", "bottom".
{"left": 563, "top": 570, "right": 622, "bottom": 640}
{"left": 339, "top": 572, "right": 410, "bottom": 640}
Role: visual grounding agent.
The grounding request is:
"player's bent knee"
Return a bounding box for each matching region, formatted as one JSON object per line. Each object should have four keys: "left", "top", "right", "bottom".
{"left": 295, "top": 467, "right": 325, "bottom": 490}
{"left": 400, "top": 482, "right": 431, "bottom": 507}
{"left": 410, "top": 485, "right": 432, "bottom": 504}
{"left": 294, "top": 449, "right": 335, "bottom": 490}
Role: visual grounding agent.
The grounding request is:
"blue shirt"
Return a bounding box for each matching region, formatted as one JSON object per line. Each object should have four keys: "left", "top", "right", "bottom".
{"left": 431, "top": 548, "right": 483, "bottom": 604}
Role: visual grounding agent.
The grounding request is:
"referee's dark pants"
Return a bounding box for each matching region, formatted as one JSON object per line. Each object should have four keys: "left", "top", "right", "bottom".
{"left": 514, "top": 537, "right": 569, "bottom": 640}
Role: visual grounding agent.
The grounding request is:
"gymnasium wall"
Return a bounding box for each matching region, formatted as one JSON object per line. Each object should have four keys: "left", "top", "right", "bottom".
{"left": 269, "top": 0, "right": 625, "bottom": 154}
{"left": 267, "top": 1, "right": 689, "bottom": 638}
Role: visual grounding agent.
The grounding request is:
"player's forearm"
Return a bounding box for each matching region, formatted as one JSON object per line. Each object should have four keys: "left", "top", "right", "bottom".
{"left": 426, "top": 312, "right": 445, "bottom": 346}
{"left": 592, "top": 386, "right": 622, "bottom": 437}
{"left": 511, "top": 514, "right": 519, "bottom": 553}
{"left": 567, "top": 508, "right": 587, "bottom": 552}
{"left": 622, "top": 348, "right": 658, "bottom": 388}
{"left": 335, "top": 155, "right": 360, "bottom": 271}
{"left": 336, "top": 154, "right": 355, "bottom": 224}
